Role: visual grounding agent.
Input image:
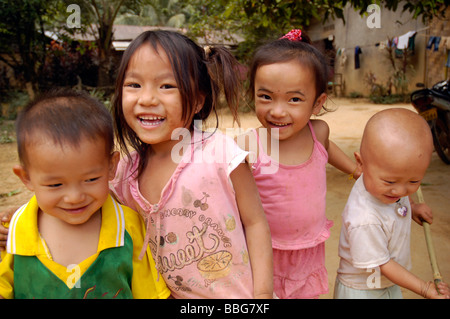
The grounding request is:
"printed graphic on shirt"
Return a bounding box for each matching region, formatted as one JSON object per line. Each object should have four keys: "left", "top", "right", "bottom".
{"left": 148, "top": 191, "right": 250, "bottom": 294}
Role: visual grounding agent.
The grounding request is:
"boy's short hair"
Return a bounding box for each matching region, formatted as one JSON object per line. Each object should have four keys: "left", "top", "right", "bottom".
{"left": 16, "top": 89, "right": 114, "bottom": 166}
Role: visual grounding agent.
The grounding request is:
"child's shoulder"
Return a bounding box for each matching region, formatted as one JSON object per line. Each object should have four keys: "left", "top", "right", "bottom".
{"left": 310, "top": 119, "right": 330, "bottom": 149}
{"left": 344, "top": 181, "right": 383, "bottom": 227}
{"left": 105, "top": 195, "right": 140, "bottom": 222}
{"left": 310, "top": 119, "right": 329, "bottom": 136}
{"left": 111, "top": 198, "right": 146, "bottom": 238}
{"left": 234, "top": 127, "right": 262, "bottom": 152}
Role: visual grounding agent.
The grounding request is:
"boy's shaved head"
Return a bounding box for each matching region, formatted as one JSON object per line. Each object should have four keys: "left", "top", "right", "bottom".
{"left": 355, "top": 108, "right": 434, "bottom": 204}
{"left": 360, "top": 108, "right": 433, "bottom": 166}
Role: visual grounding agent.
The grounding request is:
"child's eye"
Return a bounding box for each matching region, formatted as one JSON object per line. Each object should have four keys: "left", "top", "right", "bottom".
{"left": 86, "top": 177, "right": 100, "bottom": 183}
{"left": 290, "top": 97, "right": 302, "bottom": 103}
{"left": 161, "top": 83, "right": 176, "bottom": 89}
{"left": 47, "top": 183, "right": 62, "bottom": 188}
{"left": 124, "top": 82, "right": 140, "bottom": 88}
{"left": 257, "top": 94, "right": 271, "bottom": 100}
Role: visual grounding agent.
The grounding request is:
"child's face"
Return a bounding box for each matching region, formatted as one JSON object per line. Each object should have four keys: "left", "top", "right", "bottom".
{"left": 122, "top": 43, "right": 191, "bottom": 149}
{"left": 14, "top": 137, "right": 118, "bottom": 225}
{"left": 254, "top": 60, "right": 325, "bottom": 140}
{"left": 356, "top": 150, "right": 429, "bottom": 204}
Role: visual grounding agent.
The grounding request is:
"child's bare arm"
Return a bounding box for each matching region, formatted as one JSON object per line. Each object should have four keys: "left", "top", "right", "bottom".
{"left": 230, "top": 163, "right": 273, "bottom": 298}
{"left": 328, "top": 141, "right": 361, "bottom": 179}
{"left": 311, "top": 120, "right": 360, "bottom": 179}
{"left": 380, "top": 259, "right": 450, "bottom": 299}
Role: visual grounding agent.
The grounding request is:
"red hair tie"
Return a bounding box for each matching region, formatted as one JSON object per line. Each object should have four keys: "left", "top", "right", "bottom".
{"left": 280, "top": 29, "right": 302, "bottom": 41}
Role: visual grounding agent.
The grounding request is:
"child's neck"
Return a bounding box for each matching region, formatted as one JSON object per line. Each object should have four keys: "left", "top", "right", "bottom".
{"left": 140, "top": 144, "right": 183, "bottom": 205}
{"left": 149, "top": 132, "right": 191, "bottom": 158}
{"left": 38, "top": 209, "right": 101, "bottom": 267}
{"left": 150, "top": 141, "right": 175, "bottom": 157}
{"left": 263, "top": 124, "right": 314, "bottom": 165}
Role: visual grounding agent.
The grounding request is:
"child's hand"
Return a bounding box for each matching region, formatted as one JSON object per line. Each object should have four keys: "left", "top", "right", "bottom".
{"left": 0, "top": 207, "right": 16, "bottom": 251}
{"left": 351, "top": 165, "right": 362, "bottom": 180}
{"left": 425, "top": 281, "right": 450, "bottom": 299}
{"left": 410, "top": 202, "right": 433, "bottom": 225}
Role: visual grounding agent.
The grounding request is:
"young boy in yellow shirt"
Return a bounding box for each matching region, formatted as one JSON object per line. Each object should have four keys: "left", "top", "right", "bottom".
{"left": 0, "top": 89, "right": 170, "bottom": 299}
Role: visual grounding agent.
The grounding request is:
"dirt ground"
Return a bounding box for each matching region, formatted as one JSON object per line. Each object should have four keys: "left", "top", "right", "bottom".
{"left": 0, "top": 97, "right": 449, "bottom": 299}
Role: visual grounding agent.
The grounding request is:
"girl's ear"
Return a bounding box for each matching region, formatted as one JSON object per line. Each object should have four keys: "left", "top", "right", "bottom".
{"left": 13, "top": 165, "right": 34, "bottom": 192}
{"left": 312, "top": 93, "right": 327, "bottom": 115}
{"left": 195, "top": 94, "right": 206, "bottom": 114}
{"left": 108, "top": 151, "right": 120, "bottom": 181}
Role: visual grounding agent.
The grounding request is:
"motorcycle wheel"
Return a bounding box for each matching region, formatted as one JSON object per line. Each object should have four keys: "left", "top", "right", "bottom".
{"left": 431, "top": 116, "right": 450, "bottom": 164}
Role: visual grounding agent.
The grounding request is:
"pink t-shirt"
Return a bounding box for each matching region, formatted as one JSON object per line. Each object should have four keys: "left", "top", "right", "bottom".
{"left": 251, "top": 121, "right": 333, "bottom": 250}
{"left": 110, "top": 129, "right": 253, "bottom": 299}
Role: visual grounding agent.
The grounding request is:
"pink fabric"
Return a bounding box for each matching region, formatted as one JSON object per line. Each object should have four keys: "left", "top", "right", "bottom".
{"left": 251, "top": 121, "right": 332, "bottom": 250}
{"left": 252, "top": 121, "right": 332, "bottom": 298}
{"left": 273, "top": 243, "right": 329, "bottom": 299}
{"left": 110, "top": 129, "right": 253, "bottom": 299}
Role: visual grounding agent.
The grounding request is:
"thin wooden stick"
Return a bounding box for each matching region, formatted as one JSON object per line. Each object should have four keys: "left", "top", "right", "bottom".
{"left": 416, "top": 186, "right": 443, "bottom": 292}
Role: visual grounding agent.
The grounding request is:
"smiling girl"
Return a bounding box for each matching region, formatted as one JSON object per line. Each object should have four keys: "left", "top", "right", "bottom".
{"left": 237, "top": 30, "right": 358, "bottom": 299}
{"left": 110, "top": 30, "right": 273, "bottom": 299}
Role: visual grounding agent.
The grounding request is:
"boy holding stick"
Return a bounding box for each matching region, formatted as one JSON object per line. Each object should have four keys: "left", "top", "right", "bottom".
{"left": 334, "top": 108, "right": 450, "bottom": 299}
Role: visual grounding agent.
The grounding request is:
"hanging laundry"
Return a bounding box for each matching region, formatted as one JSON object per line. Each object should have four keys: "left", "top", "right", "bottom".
{"left": 442, "top": 37, "right": 450, "bottom": 68}
{"left": 395, "top": 31, "right": 417, "bottom": 58}
{"left": 408, "top": 32, "right": 417, "bottom": 52}
{"left": 354, "top": 46, "right": 362, "bottom": 69}
{"left": 397, "top": 31, "right": 416, "bottom": 50}
{"left": 340, "top": 48, "right": 347, "bottom": 67}
{"left": 442, "top": 37, "right": 450, "bottom": 51}
{"left": 427, "top": 36, "right": 441, "bottom": 51}
{"left": 377, "top": 41, "right": 387, "bottom": 50}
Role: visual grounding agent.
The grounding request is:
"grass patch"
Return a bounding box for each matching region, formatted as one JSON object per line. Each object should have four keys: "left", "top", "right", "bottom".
{"left": 0, "top": 119, "right": 15, "bottom": 144}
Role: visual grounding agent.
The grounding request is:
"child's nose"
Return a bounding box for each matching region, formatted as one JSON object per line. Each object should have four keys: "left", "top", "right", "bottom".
{"left": 64, "top": 188, "right": 86, "bottom": 204}
{"left": 270, "top": 103, "right": 287, "bottom": 118}
{"left": 391, "top": 184, "right": 407, "bottom": 197}
{"left": 139, "top": 88, "right": 158, "bottom": 106}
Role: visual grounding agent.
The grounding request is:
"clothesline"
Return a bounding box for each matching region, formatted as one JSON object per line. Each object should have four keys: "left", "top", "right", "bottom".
{"left": 336, "top": 26, "right": 450, "bottom": 70}
{"left": 336, "top": 26, "right": 431, "bottom": 51}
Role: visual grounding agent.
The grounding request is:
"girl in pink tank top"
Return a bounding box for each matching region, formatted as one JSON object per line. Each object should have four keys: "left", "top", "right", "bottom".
{"left": 238, "top": 29, "right": 360, "bottom": 298}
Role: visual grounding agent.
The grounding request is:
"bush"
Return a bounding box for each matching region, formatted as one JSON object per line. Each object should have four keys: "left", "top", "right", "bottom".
{"left": 0, "top": 90, "right": 29, "bottom": 120}
{"left": 349, "top": 91, "right": 364, "bottom": 98}
{"left": 369, "top": 94, "right": 409, "bottom": 104}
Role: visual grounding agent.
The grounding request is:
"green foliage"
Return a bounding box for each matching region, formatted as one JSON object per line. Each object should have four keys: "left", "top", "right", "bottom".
{"left": 0, "top": 119, "right": 17, "bottom": 143}
{"left": 0, "top": 190, "right": 21, "bottom": 198}
{"left": 187, "top": 0, "right": 449, "bottom": 63}
{"left": 369, "top": 94, "right": 409, "bottom": 104}
{"left": 116, "top": 0, "right": 194, "bottom": 27}
{"left": 0, "top": 0, "right": 447, "bottom": 102}
{"left": 0, "top": 0, "right": 60, "bottom": 92}
{"left": 349, "top": 91, "right": 364, "bottom": 98}
{"left": 0, "top": 90, "right": 30, "bottom": 120}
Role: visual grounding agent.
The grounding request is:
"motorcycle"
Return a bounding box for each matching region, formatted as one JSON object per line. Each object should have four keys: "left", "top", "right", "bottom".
{"left": 411, "top": 80, "right": 450, "bottom": 164}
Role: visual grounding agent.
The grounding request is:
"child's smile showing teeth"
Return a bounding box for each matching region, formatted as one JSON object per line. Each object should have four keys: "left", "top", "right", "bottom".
{"left": 268, "top": 121, "right": 290, "bottom": 127}
{"left": 139, "top": 115, "right": 166, "bottom": 127}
